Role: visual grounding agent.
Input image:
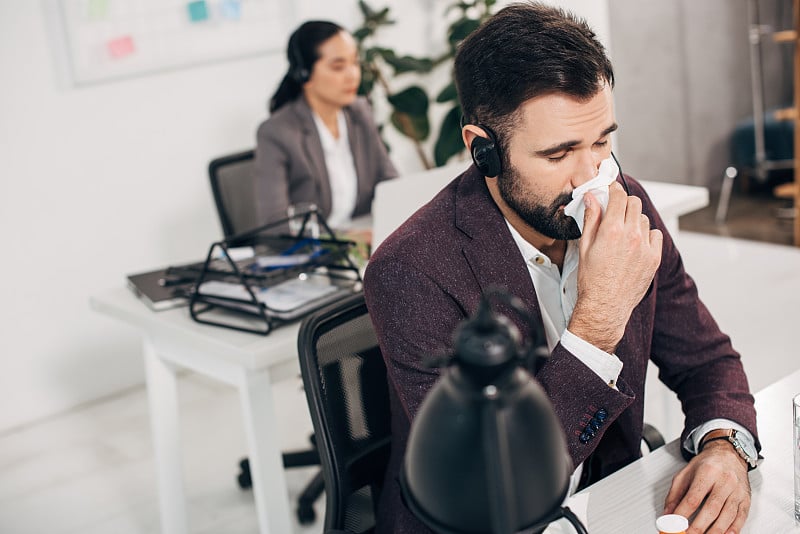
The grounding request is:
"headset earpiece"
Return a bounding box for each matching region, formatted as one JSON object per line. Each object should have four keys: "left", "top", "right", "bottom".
{"left": 291, "top": 67, "right": 310, "bottom": 84}
{"left": 470, "top": 126, "right": 502, "bottom": 177}
{"left": 288, "top": 35, "right": 310, "bottom": 84}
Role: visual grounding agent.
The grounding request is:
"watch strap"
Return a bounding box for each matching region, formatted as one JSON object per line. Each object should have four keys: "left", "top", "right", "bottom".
{"left": 699, "top": 428, "right": 735, "bottom": 451}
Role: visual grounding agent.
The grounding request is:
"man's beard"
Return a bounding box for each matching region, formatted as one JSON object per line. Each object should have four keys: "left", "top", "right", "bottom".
{"left": 497, "top": 163, "right": 582, "bottom": 240}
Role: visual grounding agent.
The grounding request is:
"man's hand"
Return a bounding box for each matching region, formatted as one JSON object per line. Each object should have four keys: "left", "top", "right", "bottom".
{"left": 663, "top": 440, "right": 751, "bottom": 534}
{"left": 568, "top": 182, "right": 663, "bottom": 352}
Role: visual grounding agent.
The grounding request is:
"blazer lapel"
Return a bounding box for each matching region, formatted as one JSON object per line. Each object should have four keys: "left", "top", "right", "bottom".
{"left": 292, "top": 98, "right": 332, "bottom": 215}
{"left": 455, "top": 167, "right": 543, "bottom": 327}
{"left": 344, "top": 106, "right": 369, "bottom": 206}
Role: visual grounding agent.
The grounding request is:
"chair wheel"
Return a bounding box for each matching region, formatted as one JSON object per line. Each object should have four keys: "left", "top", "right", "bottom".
{"left": 237, "top": 458, "right": 252, "bottom": 490}
{"left": 297, "top": 504, "right": 316, "bottom": 524}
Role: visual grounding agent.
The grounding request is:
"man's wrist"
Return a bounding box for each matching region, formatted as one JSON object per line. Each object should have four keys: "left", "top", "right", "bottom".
{"left": 699, "top": 438, "right": 746, "bottom": 464}
{"left": 567, "top": 306, "right": 622, "bottom": 353}
{"left": 698, "top": 428, "right": 759, "bottom": 470}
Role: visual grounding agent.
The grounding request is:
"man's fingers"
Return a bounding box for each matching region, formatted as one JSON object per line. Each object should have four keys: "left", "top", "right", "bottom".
{"left": 623, "top": 194, "right": 643, "bottom": 225}
{"left": 580, "top": 190, "right": 601, "bottom": 242}
{"left": 603, "top": 181, "right": 627, "bottom": 221}
{"left": 726, "top": 500, "right": 750, "bottom": 534}
{"left": 687, "top": 483, "right": 730, "bottom": 534}
{"left": 650, "top": 228, "right": 664, "bottom": 257}
{"left": 664, "top": 469, "right": 692, "bottom": 515}
{"left": 695, "top": 492, "right": 749, "bottom": 534}
{"left": 672, "top": 473, "right": 714, "bottom": 521}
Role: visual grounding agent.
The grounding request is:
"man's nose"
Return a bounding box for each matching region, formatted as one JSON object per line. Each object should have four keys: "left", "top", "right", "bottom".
{"left": 572, "top": 150, "right": 602, "bottom": 187}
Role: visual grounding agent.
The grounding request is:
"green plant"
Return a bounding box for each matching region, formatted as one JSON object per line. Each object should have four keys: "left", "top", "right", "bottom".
{"left": 354, "top": 0, "right": 497, "bottom": 169}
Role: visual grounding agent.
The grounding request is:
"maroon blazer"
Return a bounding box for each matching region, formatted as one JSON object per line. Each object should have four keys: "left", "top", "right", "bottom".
{"left": 363, "top": 165, "right": 759, "bottom": 534}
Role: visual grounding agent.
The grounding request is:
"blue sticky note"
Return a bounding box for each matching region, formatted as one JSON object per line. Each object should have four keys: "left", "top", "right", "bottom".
{"left": 220, "top": 0, "right": 241, "bottom": 20}
{"left": 187, "top": 1, "right": 209, "bottom": 22}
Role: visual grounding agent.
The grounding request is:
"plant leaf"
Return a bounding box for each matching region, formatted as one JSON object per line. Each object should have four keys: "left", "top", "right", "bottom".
{"left": 435, "top": 82, "right": 458, "bottom": 103}
{"left": 383, "top": 54, "right": 434, "bottom": 75}
{"left": 434, "top": 105, "right": 465, "bottom": 166}
{"left": 359, "top": 0, "right": 377, "bottom": 19}
{"left": 387, "top": 86, "right": 429, "bottom": 115}
{"left": 391, "top": 110, "right": 430, "bottom": 141}
{"left": 353, "top": 27, "right": 371, "bottom": 41}
{"left": 449, "top": 18, "right": 481, "bottom": 46}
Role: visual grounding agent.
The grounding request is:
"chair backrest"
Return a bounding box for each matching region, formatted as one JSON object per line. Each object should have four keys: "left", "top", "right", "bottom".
{"left": 208, "top": 149, "right": 260, "bottom": 238}
{"left": 297, "top": 292, "right": 392, "bottom": 533}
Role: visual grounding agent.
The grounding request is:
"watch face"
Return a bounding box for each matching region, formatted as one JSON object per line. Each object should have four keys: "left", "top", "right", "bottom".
{"left": 731, "top": 433, "right": 758, "bottom": 467}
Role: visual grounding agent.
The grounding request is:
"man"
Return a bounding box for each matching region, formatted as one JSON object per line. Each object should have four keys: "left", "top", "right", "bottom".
{"left": 364, "top": 3, "right": 760, "bottom": 534}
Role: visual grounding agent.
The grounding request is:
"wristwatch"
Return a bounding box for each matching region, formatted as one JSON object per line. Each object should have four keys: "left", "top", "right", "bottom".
{"left": 699, "top": 428, "right": 758, "bottom": 470}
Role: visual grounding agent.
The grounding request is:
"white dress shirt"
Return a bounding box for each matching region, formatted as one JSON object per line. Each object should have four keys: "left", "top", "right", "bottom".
{"left": 504, "top": 220, "right": 753, "bottom": 492}
{"left": 312, "top": 110, "right": 358, "bottom": 229}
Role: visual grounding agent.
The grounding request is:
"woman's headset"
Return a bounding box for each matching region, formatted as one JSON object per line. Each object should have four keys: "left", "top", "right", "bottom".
{"left": 288, "top": 35, "right": 310, "bottom": 84}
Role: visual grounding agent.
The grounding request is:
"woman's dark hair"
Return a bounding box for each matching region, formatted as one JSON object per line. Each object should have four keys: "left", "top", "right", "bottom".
{"left": 269, "top": 20, "right": 344, "bottom": 113}
{"left": 454, "top": 2, "right": 614, "bottom": 142}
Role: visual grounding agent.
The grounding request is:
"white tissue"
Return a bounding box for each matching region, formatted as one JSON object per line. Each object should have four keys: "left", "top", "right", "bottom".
{"left": 563, "top": 156, "right": 619, "bottom": 234}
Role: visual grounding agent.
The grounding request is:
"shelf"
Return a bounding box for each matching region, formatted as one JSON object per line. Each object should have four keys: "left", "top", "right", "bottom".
{"left": 772, "top": 29, "right": 797, "bottom": 42}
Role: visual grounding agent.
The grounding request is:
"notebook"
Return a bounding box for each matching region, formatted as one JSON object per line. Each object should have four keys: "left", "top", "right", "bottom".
{"left": 126, "top": 268, "right": 192, "bottom": 311}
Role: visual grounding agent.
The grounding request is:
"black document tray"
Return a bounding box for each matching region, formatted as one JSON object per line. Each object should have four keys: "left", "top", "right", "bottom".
{"left": 188, "top": 207, "right": 362, "bottom": 335}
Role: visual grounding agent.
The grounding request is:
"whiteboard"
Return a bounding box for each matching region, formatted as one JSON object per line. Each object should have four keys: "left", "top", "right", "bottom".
{"left": 50, "top": 0, "right": 293, "bottom": 85}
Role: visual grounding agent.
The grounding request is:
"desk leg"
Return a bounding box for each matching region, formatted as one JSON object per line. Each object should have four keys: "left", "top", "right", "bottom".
{"left": 238, "top": 368, "right": 293, "bottom": 534}
{"left": 144, "top": 337, "right": 188, "bottom": 534}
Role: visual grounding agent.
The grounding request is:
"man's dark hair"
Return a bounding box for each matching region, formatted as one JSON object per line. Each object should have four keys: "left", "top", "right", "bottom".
{"left": 454, "top": 2, "right": 614, "bottom": 140}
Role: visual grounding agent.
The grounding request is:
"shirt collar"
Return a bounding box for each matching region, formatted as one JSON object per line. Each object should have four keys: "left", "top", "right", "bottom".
{"left": 312, "top": 110, "right": 348, "bottom": 152}
{"left": 504, "top": 219, "right": 579, "bottom": 270}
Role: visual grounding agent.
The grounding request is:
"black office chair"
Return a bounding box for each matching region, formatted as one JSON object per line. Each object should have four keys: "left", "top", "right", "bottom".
{"left": 208, "top": 150, "right": 262, "bottom": 240}
{"left": 297, "top": 292, "right": 392, "bottom": 534}
{"left": 208, "top": 150, "right": 325, "bottom": 523}
{"left": 296, "top": 292, "right": 665, "bottom": 533}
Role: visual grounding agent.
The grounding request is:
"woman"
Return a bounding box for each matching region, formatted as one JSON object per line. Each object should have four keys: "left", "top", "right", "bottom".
{"left": 253, "top": 20, "right": 398, "bottom": 231}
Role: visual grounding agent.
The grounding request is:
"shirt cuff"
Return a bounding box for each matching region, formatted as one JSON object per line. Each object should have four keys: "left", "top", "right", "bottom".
{"left": 561, "top": 329, "right": 623, "bottom": 389}
{"left": 683, "top": 418, "right": 755, "bottom": 454}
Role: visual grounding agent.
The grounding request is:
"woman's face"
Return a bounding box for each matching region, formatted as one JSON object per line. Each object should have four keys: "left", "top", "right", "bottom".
{"left": 303, "top": 31, "right": 361, "bottom": 109}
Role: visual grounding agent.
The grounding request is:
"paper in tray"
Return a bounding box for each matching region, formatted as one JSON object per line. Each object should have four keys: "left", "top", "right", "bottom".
{"left": 198, "top": 277, "right": 339, "bottom": 312}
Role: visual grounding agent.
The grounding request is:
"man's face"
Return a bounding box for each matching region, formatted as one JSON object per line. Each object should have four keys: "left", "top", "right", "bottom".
{"left": 497, "top": 85, "right": 616, "bottom": 240}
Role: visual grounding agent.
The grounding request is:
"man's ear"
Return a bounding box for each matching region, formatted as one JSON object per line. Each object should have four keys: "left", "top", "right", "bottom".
{"left": 462, "top": 124, "right": 487, "bottom": 151}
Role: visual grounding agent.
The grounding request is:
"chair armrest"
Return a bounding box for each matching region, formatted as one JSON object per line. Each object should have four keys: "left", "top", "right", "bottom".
{"left": 642, "top": 422, "right": 666, "bottom": 451}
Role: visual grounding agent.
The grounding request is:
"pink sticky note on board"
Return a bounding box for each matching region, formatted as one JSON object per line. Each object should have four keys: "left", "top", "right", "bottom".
{"left": 107, "top": 36, "right": 135, "bottom": 59}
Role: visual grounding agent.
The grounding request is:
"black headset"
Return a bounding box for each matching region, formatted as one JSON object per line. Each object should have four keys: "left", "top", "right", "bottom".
{"left": 469, "top": 124, "right": 503, "bottom": 178}
{"left": 466, "top": 120, "right": 629, "bottom": 193}
{"left": 288, "top": 34, "right": 310, "bottom": 85}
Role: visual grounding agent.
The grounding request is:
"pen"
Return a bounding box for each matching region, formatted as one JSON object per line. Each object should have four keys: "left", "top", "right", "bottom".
{"left": 159, "top": 274, "right": 197, "bottom": 287}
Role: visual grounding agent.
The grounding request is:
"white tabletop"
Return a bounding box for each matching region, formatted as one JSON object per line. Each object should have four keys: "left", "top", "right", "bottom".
{"left": 90, "top": 287, "right": 300, "bottom": 374}
{"left": 581, "top": 368, "right": 800, "bottom": 533}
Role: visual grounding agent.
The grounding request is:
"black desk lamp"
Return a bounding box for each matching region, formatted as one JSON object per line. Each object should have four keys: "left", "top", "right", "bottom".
{"left": 400, "top": 289, "right": 588, "bottom": 534}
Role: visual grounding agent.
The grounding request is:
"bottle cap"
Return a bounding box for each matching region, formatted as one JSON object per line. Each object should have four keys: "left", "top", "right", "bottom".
{"left": 656, "top": 514, "right": 688, "bottom": 533}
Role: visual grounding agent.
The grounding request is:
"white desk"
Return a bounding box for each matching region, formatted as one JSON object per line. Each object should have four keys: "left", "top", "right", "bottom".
{"left": 90, "top": 288, "right": 301, "bottom": 534}
{"left": 581, "top": 368, "right": 800, "bottom": 532}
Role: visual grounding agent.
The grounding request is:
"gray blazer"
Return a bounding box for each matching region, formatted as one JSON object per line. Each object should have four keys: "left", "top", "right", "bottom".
{"left": 253, "top": 96, "right": 398, "bottom": 226}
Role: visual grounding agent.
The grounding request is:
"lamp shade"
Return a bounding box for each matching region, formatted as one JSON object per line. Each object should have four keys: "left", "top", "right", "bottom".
{"left": 400, "top": 290, "right": 574, "bottom": 534}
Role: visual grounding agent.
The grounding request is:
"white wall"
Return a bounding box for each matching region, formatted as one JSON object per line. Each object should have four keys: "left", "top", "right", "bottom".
{"left": 0, "top": 0, "right": 610, "bottom": 433}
